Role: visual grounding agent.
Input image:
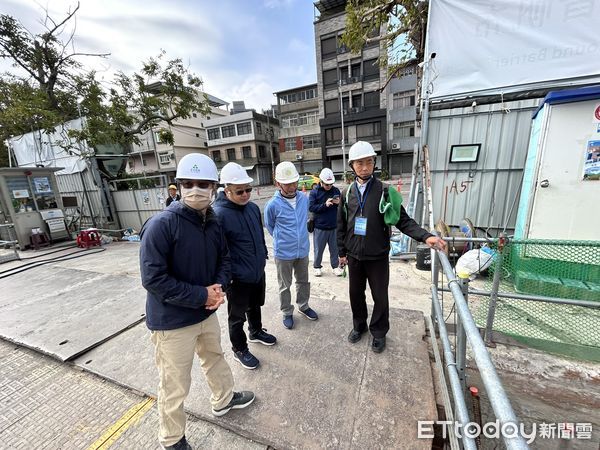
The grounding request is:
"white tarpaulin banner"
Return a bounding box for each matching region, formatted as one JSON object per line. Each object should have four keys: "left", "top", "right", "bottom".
{"left": 426, "top": 0, "right": 600, "bottom": 100}
{"left": 7, "top": 118, "right": 88, "bottom": 174}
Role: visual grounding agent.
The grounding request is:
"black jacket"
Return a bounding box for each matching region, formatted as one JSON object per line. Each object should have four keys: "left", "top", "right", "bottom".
{"left": 213, "top": 192, "right": 268, "bottom": 284}
{"left": 309, "top": 185, "right": 341, "bottom": 230}
{"left": 337, "top": 177, "right": 433, "bottom": 260}
{"left": 140, "top": 201, "right": 230, "bottom": 330}
{"left": 165, "top": 194, "right": 180, "bottom": 206}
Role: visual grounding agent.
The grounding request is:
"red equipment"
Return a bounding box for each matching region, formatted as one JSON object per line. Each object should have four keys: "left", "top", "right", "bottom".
{"left": 77, "top": 229, "right": 102, "bottom": 248}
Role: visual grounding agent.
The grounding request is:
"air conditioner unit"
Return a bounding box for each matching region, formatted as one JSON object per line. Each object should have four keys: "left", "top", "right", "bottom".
{"left": 391, "top": 143, "right": 400, "bottom": 150}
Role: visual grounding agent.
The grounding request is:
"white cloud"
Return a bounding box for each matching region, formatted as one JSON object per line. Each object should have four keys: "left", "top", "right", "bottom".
{"left": 1, "top": 0, "right": 317, "bottom": 111}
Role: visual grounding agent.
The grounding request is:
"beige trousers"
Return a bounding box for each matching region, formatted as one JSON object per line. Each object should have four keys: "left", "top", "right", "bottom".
{"left": 151, "top": 313, "right": 234, "bottom": 447}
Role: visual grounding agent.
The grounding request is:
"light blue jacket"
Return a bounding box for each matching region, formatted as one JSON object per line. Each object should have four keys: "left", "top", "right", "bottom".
{"left": 264, "top": 191, "right": 310, "bottom": 260}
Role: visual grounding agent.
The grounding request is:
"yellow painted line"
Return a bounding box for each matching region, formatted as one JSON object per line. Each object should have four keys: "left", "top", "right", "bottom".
{"left": 86, "top": 397, "right": 155, "bottom": 450}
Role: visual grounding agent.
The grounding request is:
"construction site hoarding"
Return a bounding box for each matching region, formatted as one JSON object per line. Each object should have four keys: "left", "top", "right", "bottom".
{"left": 426, "top": 0, "right": 600, "bottom": 100}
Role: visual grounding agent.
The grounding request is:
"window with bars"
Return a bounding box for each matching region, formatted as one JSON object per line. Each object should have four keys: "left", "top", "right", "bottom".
{"left": 222, "top": 125, "right": 236, "bottom": 138}
{"left": 242, "top": 146, "right": 252, "bottom": 158}
{"left": 284, "top": 138, "right": 297, "bottom": 152}
{"left": 207, "top": 128, "right": 220, "bottom": 140}
{"left": 393, "top": 122, "right": 415, "bottom": 139}
{"left": 256, "top": 122, "right": 262, "bottom": 134}
{"left": 279, "top": 88, "right": 317, "bottom": 105}
{"left": 302, "top": 134, "right": 321, "bottom": 149}
{"left": 281, "top": 111, "right": 318, "bottom": 128}
{"left": 237, "top": 122, "right": 251, "bottom": 135}
{"left": 227, "top": 148, "right": 236, "bottom": 160}
{"left": 393, "top": 90, "right": 416, "bottom": 109}
{"left": 159, "top": 153, "right": 171, "bottom": 165}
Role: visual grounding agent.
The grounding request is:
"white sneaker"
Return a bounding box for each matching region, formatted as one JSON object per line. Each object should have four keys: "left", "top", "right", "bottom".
{"left": 333, "top": 267, "right": 344, "bottom": 277}
{"left": 314, "top": 268, "right": 322, "bottom": 277}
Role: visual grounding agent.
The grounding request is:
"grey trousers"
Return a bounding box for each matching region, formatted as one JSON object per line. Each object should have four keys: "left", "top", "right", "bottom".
{"left": 274, "top": 256, "right": 310, "bottom": 316}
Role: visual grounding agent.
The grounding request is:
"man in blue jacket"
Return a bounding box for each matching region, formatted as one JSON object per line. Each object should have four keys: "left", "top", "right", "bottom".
{"left": 264, "top": 161, "right": 319, "bottom": 330}
{"left": 309, "top": 168, "right": 343, "bottom": 277}
{"left": 140, "top": 154, "right": 254, "bottom": 450}
{"left": 214, "top": 163, "right": 276, "bottom": 371}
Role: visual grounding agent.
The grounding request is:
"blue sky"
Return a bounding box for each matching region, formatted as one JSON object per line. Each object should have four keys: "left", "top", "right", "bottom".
{"left": 0, "top": 0, "right": 319, "bottom": 110}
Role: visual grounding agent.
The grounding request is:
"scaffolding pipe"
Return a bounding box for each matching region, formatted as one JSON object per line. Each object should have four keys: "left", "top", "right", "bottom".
{"left": 436, "top": 250, "right": 529, "bottom": 450}
{"left": 431, "top": 283, "right": 478, "bottom": 450}
{"left": 441, "top": 288, "right": 600, "bottom": 309}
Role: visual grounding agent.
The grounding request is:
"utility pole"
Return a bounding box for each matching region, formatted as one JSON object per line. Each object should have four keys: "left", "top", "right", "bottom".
{"left": 267, "top": 112, "right": 275, "bottom": 184}
{"left": 338, "top": 81, "right": 346, "bottom": 183}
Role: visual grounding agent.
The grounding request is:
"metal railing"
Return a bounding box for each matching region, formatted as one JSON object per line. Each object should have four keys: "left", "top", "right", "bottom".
{"left": 430, "top": 248, "right": 529, "bottom": 450}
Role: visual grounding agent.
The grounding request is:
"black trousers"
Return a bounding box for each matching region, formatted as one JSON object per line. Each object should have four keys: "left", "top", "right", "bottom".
{"left": 347, "top": 256, "right": 390, "bottom": 338}
{"left": 226, "top": 276, "right": 265, "bottom": 352}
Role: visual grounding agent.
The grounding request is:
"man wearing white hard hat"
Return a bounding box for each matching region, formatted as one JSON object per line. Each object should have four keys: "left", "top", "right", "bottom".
{"left": 140, "top": 153, "right": 255, "bottom": 450}
{"left": 264, "top": 161, "right": 319, "bottom": 330}
{"left": 309, "top": 168, "right": 343, "bottom": 277}
{"left": 214, "top": 163, "right": 276, "bottom": 371}
{"left": 337, "top": 142, "right": 447, "bottom": 354}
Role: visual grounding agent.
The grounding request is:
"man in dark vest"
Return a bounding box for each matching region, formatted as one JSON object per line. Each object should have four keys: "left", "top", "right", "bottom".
{"left": 337, "top": 141, "right": 446, "bottom": 353}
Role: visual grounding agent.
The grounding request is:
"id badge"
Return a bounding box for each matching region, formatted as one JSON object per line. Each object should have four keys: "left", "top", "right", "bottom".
{"left": 354, "top": 217, "right": 368, "bottom": 236}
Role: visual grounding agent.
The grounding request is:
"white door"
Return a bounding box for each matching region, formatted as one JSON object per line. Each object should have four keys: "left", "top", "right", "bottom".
{"left": 528, "top": 99, "right": 600, "bottom": 240}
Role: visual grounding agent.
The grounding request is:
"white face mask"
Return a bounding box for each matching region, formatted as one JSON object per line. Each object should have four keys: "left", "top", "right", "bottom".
{"left": 181, "top": 186, "right": 213, "bottom": 211}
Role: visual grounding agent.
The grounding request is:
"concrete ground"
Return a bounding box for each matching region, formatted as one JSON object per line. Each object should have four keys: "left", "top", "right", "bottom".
{"left": 1, "top": 214, "right": 599, "bottom": 449}
{"left": 0, "top": 232, "right": 437, "bottom": 449}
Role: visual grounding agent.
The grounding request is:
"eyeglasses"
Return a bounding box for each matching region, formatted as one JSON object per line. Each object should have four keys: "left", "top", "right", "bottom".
{"left": 179, "top": 180, "right": 214, "bottom": 189}
{"left": 233, "top": 187, "right": 253, "bottom": 196}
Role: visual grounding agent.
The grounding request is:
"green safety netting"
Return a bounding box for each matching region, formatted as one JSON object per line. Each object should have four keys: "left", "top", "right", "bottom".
{"left": 474, "top": 239, "right": 600, "bottom": 362}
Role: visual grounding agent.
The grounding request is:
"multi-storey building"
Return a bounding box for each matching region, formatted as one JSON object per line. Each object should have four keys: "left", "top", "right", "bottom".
{"left": 127, "top": 93, "right": 229, "bottom": 178}
{"left": 314, "top": 0, "right": 388, "bottom": 178}
{"left": 386, "top": 63, "right": 419, "bottom": 174}
{"left": 274, "top": 84, "right": 322, "bottom": 175}
{"left": 205, "top": 111, "right": 280, "bottom": 185}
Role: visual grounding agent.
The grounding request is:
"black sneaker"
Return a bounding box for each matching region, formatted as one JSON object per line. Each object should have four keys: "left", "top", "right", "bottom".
{"left": 248, "top": 328, "right": 277, "bottom": 346}
{"left": 212, "top": 391, "right": 255, "bottom": 417}
{"left": 162, "top": 435, "right": 192, "bottom": 450}
{"left": 233, "top": 349, "right": 259, "bottom": 369}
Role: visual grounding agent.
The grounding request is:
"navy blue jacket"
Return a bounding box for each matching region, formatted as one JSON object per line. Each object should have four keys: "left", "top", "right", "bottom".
{"left": 139, "top": 201, "right": 231, "bottom": 330}
{"left": 309, "top": 185, "right": 341, "bottom": 230}
{"left": 213, "top": 193, "right": 267, "bottom": 284}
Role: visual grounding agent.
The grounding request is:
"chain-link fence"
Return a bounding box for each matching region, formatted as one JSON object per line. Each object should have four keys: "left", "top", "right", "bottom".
{"left": 474, "top": 239, "right": 600, "bottom": 362}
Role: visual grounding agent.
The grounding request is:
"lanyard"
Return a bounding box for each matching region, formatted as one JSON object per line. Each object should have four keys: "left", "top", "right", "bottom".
{"left": 355, "top": 179, "right": 372, "bottom": 216}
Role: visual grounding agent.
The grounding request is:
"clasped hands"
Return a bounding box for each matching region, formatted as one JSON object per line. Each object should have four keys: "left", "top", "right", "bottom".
{"left": 205, "top": 284, "right": 225, "bottom": 310}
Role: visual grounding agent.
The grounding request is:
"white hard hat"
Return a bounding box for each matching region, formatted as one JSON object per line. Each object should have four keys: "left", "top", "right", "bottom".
{"left": 220, "top": 162, "right": 253, "bottom": 185}
{"left": 275, "top": 161, "right": 299, "bottom": 184}
{"left": 176, "top": 153, "right": 219, "bottom": 181}
{"left": 348, "top": 141, "right": 377, "bottom": 163}
{"left": 319, "top": 168, "right": 335, "bottom": 184}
